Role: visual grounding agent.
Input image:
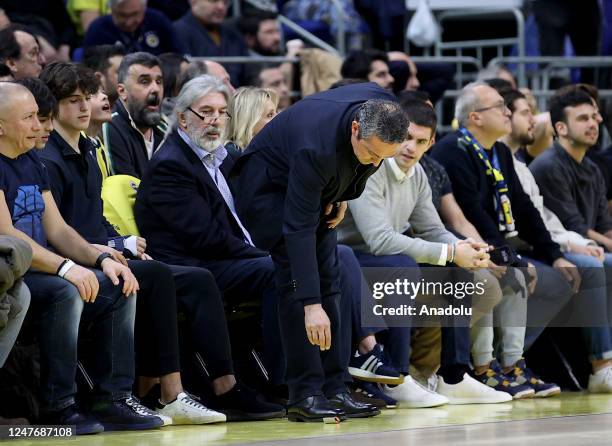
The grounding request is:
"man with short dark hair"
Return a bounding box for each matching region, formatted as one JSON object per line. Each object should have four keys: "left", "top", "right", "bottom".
{"left": 83, "top": 0, "right": 182, "bottom": 55}
{"left": 82, "top": 44, "right": 126, "bottom": 106}
{"left": 0, "top": 26, "right": 45, "bottom": 79}
{"left": 231, "top": 83, "right": 407, "bottom": 421}
{"left": 103, "top": 51, "right": 165, "bottom": 178}
{"left": 238, "top": 10, "right": 281, "bottom": 56}
{"left": 254, "top": 65, "right": 290, "bottom": 111}
{"left": 340, "top": 50, "right": 394, "bottom": 91}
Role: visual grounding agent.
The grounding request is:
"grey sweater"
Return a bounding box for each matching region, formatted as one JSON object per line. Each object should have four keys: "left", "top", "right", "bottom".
{"left": 338, "top": 158, "right": 458, "bottom": 264}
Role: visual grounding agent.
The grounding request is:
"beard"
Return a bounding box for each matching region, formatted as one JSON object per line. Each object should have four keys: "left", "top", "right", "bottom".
{"left": 186, "top": 121, "right": 222, "bottom": 153}
{"left": 517, "top": 131, "right": 536, "bottom": 146}
{"left": 128, "top": 93, "right": 162, "bottom": 128}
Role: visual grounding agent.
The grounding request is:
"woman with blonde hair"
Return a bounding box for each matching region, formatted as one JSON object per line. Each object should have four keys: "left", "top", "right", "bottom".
{"left": 225, "top": 87, "right": 279, "bottom": 157}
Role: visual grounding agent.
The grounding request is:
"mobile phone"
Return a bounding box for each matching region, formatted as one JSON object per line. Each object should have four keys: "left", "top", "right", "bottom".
{"left": 489, "top": 245, "right": 514, "bottom": 266}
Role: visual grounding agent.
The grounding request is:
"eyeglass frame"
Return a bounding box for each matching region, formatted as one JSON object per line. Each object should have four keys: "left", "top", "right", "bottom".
{"left": 187, "top": 107, "right": 231, "bottom": 122}
{"left": 474, "top": 100, "right": 509, "bottom": 113}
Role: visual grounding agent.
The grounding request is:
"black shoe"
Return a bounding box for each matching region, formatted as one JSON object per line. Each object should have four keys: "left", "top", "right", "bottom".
{"left": 211, "top": 383, "right": 286, "bottom": 421}
{"left": 287, "top": 395, "right": 346, "bottom": 423}
{"left": 43, "top": 404, "right": 104, "bottom": 435}
{"left": 328, "top": 392, "right": 381, "bottom": 418}
{"left": 91, "top": 398, "right": 164, "bottom": 431}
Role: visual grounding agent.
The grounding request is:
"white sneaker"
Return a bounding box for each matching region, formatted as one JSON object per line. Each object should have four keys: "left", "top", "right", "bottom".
{"left": 588, "top": 366, "right": 612, "bottom": 393}
{"left": 436, "top": 373, "right": 513, "bottom": 404}
{"left": 382, "top": 376, "right": 449, "bottom": 408}
{"left": 156, "top": 392, "right": 226, "bottom": 425}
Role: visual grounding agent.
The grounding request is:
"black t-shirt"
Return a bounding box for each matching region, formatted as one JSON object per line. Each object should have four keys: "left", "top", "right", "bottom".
{"left": 419, "top": 154, "right": 452, "bottom": 213}
{"left": 0, "top": 150, "right": 50, "bottom": 247}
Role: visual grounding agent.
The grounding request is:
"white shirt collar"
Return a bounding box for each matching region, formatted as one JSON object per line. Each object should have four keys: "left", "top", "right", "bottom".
{"left": 387, "top": 158, "right": 415, "bottom": 183}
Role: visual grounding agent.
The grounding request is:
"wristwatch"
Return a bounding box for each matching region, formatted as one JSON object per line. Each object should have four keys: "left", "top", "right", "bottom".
{"left": 95, "top": 252, "right": 113, "bottom": 269}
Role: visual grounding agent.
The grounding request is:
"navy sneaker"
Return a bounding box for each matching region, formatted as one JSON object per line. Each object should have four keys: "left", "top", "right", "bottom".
{"left": 472, "top": 360, "right": 534, "bottom": 399}
{"left": 355, "top": 382, "right": 398, "bottom": 409}
{"left": 349, "top": 344, "right": 404, "bottom": 385}
{"left": 91, "top": 397, "right": 164, "bottom": 431}
{"left": 42, "top": 403, "right": 104, "bottom": 435}
{"left": 507, "top": 359, "right": 561, "bottom": 398}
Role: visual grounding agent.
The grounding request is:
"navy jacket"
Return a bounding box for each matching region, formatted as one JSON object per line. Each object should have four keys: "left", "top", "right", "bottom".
{"left": 39, "top": 131, "right": 119, "bottom": 245}
{"left": 134, "top": 130, "right": 266, "bottom": 267}
{"left": 431, "top": 131, "right": 563, "bottom": 265}
{"left": 173, "top": 12, "right": 249, "bottom": 86}
{"left": 103, "top": 100, "right": 165, "bottom": 179}
{"left": 83, "top": 8, "right": 183, "bottom": 55}
{"left": 230, "top": 82, "right": 396, "bottom": 303}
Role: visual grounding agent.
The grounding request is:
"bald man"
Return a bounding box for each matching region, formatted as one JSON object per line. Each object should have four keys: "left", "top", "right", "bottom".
{"left": 205, "top": 60, "right": 236, "bottom": 95}
{"left": 0, "top": 83, "right": 161, "bottom": 433}
{"left": 0, "top": 27, "right": 46, "bottom": 79}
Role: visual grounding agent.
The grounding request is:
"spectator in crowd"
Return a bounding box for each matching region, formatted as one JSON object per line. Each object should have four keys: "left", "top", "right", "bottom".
{"left": 388, "top": 51, "right": 420, "bottom": 93}
{"left": 238, "top": 10, "right": 282, "bottom": 56}
{"left": 0, "top": 27, "right": 45, "bottom": 80}
{"left": 0, "top": 82, "right": 161, "bottom": 434}
{"left": 83, "top": 0, "right": 183, "bottom": 55}
{"left": 340, "top": 50, "right": 394, "bottom": 91}
{"left": 252, "top": 65, "right": 290, "bottom": 111}
{"left": 66, "top": 0, "right": 110, "bottom": 36}
{"left": 204, "top": 60, "right": 236, "bottom": 95}
{"left": 0, "top": 63, "right": 13, "bottom": 81}
{"left": 431, "top": 82, "right": 579, "bottom": 396}
{"left": 134, "top": 75, "right": 292, "bottom": 421}
{"left": 230, "top": 83, "right": 406, "bottom": 421}
{"left": 225, "top": 86, "right": 278, "bottom": 157}
{"left": 173, "top": 0, "right": 249, "bottom": 86}
{"left": 338, "top": 100, "right": 516, "bottom": 405}
{"left": 158, "top": 52, "right": 189, "bottom": 115}
{"left": 1, "top": 0, "right": 76, "bottom": 62}
{"left": 148, "top": 0, "right": 190, "bottom": 21}
{"left": 501, "top": 88, "right": 612, "bottom": 393}
{"left": 0, "top": 8, "right": 10, "bottom": 30}
{"left": 82, "top": 44, "right": 126, "bottom": 107}
{"left": 103, "top": 52, "right": 165, "bottom": 178}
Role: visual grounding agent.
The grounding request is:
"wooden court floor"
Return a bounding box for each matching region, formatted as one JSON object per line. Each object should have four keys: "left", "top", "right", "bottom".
{"left": 7, "top": 393, "right": 612, "bottom": 446}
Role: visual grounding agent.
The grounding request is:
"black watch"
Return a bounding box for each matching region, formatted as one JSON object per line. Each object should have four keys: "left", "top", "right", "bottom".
{"left": 95, "top": 252, "right": 113, "bottom": 269}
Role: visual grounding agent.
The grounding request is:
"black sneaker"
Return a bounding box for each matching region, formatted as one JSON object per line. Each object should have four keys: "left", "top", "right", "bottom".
{"left": 91, "top": 397, "right": 164, "bottom": 431}
{"left": 210, "top": 383, "right": 286, "bottom": 421}
{"left": 42, "top": 403, "right": 104, "bottom": 435}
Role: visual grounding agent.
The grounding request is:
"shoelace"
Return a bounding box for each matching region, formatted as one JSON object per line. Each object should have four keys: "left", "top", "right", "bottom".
{"left": 179, "top": 394, "right": 213, "bottom": 411}
{"left": 125, "top": 397, "right": 157, "bottom": 417}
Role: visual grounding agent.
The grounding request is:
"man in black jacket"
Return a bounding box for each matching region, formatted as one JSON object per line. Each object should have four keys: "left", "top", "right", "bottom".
{"left": 431, "top": 82, "right": 581, "bottom": 394}
{"left": 103, "top": 52, "right": 166, "bottom": 178}
{"left": 231, "top": 82, "right": 408, "bottom": 420}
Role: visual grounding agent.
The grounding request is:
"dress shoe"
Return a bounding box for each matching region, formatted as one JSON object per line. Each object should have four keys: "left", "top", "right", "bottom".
{"left": 287, "top": 395, "right": 346, "bottom": 422}
{"left": 328, "top": 391, "right": 380, "bottom": 418}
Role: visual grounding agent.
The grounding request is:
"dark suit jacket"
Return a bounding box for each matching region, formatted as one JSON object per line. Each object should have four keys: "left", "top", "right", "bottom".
{"left": 230, "top": 82, "right": 397, "bottom": 303}
{"left": 134, "top": 130, "right": 266, "bottom": 267}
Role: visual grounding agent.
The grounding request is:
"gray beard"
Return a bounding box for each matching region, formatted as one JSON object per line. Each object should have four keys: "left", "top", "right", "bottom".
{"left": 128, "top": 102, "right": 161, "bottom": 129}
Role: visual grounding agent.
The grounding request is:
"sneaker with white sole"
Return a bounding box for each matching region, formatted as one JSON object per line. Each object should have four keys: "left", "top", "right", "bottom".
{"left": 507, "top": 359, "right": 560, "bottom": 398}
{"left": 381, "top": 376, "right": 449, "bottom": 408}
{"left": 472, "top": 360, "right": 535, "bottom": 400}
{"left": 156, "top": 392, "right": 227, "bottom": 425}
{"left": 125, "top": 397, "right": 173, "bottom": 427}
{"left": 436, "top": 373, "right": 513, "bottom": 404}
{"left": 348, "top": 344, "right": 404, "bottom": 385}
{"left": 588, "top": 366, "right": 612, "bottom": 393}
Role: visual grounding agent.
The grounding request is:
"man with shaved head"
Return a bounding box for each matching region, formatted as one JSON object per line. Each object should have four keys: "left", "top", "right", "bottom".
{"left": 0, "top": 82, "right": 162, "bottom": 434}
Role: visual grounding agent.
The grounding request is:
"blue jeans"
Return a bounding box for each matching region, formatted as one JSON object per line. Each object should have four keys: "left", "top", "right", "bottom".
{"left": 563, "top": 252, "right": 612, "bottom": 361}
{"left": 26, "top": 269, "right": 136, "bottom": 411}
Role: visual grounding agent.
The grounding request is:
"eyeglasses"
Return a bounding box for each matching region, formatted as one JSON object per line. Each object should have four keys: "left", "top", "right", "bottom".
{"left": 475, "top": 101, "right": 508, "bottom": 113}
{"left": 188, "top": 107, "right": 231, "bottom": 122}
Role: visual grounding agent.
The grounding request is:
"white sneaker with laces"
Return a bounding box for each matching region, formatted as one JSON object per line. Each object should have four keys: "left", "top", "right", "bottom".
{"left": 382, "top": 376, "right": 449, "bottom": 408}
{"left": 156, "top": 392, "right": 227, "bottom": 425}
{"left": 436, "top": 373, "right": 512, "bottom": 404}
{"left": 588, "top": 366, "right": 612, "bottom": 393}
{"left": 125, "top": 397, "right": 173, "bottom": 426}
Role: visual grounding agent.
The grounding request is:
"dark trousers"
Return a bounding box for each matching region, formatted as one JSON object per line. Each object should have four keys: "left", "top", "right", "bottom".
{"left": 26, "top": 269, "right": 135, "bottom": 411}
{"left": 270, "top": 230, "right": 346, "bottom": 404}
{"left": 352, "top": 251, "right": 471, "bottom": 373}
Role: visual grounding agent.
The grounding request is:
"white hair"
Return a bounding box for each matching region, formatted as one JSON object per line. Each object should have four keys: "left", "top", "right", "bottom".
{"left": 167, "top": 74, "right": 230, "bottom": 134}
{"left": 455, "top": 81, "right": 489, "bottom": 127}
